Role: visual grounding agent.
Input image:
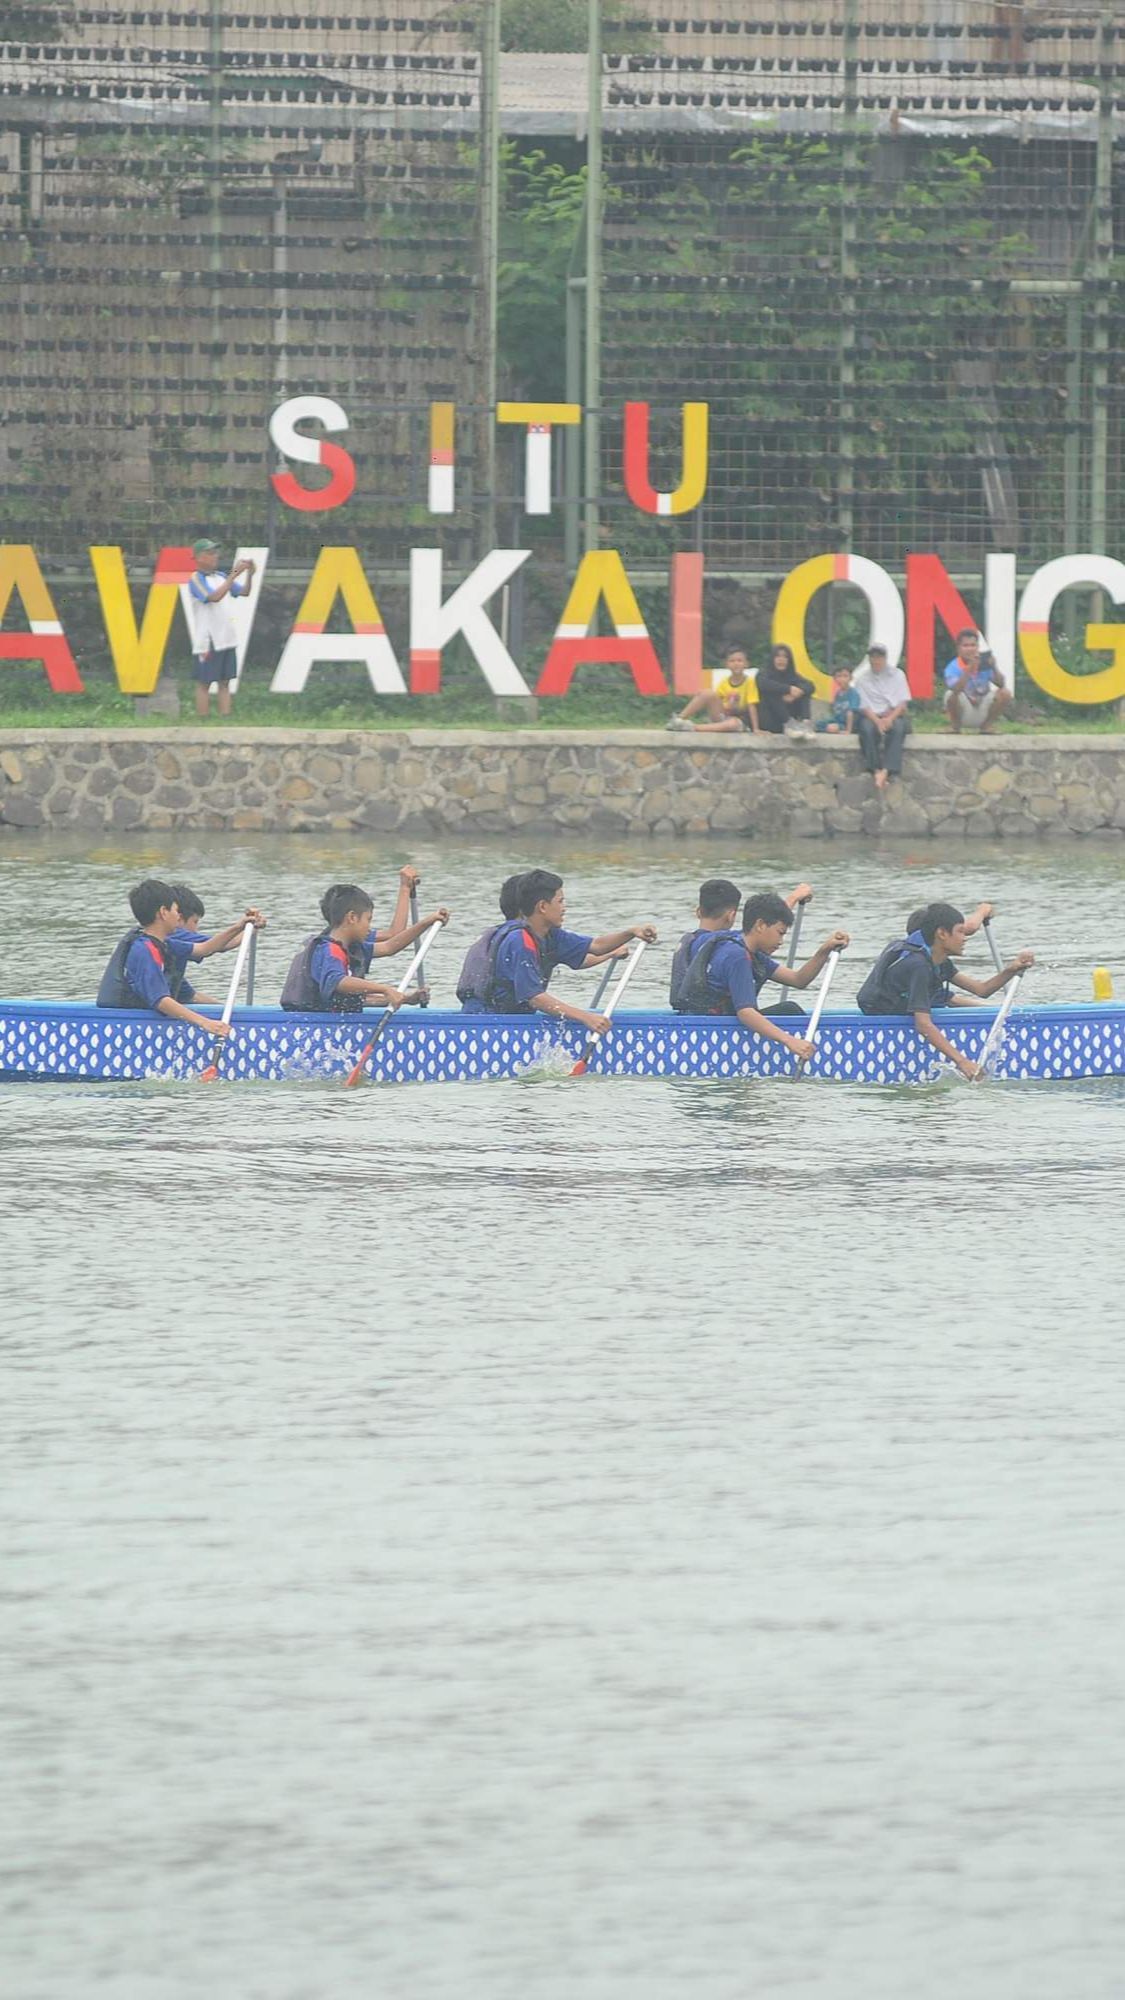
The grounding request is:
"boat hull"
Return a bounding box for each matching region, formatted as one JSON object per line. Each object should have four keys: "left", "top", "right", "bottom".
{"left": 1, "top": 1001, "right": 1124, "bottom": 1085}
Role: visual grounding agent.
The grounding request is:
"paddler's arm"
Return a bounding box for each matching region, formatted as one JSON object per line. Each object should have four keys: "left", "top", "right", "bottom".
{"left": 735, "top": 1003, "right": 812, "bottom": 1061}
{"left": 951, "top": 952, "right": 1034, "bottom": 1001}
{"left": 773, "top": 930, "right": 850, "bottom": 990}
{"left": 370, "top": 908, "right": 449, "bottom": 957}
{"left": 385, "top": 864, "right": 422, "bottom": 938}
{"left": 912, "top": 1008, "right": 978, "bottom": 1080}
{"left": 588, "top": 922, "right": 658, "bottom": 954}
{"left": 529, "top": 992, "right": 611, "bottom": 1034}
{"left": 785, "top": 882, "right": 814, "bottom": 909}
{"left": 190, "top": 909, "right": 266, "bottom": 958}
{"left": 155, "top": 996, "right": 230, "bottom": 1038}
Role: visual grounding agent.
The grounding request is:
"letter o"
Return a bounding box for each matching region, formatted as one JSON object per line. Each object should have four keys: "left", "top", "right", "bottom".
{"left": 771, "top": 553, "right": 904, "bottom": 699}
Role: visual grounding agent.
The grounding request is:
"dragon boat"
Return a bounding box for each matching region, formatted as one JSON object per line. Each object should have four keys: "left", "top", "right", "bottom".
{"left": 1, "top": 998, "right": 1124, "bottom": 1085}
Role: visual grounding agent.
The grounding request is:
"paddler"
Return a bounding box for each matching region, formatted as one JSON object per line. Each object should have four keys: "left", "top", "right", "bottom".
{"left": 671, "top": 889, "right": 848, "bottom": 1060}
{"left": 96, "top": 878, "right": 241, "bottom": 1038}
{"left": 857, "top": 900, "right": 1033, "bottom": 1081}
{"left": 458, "top": 868, "right": 656, "bottom": 1027}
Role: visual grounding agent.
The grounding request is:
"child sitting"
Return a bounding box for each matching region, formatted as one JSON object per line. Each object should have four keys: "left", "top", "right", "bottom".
{"left": 280, "top": 885, "right": 439, "bottom": 1013}
{"left": 166, "top": 883, "right": 266, "bottom": 1002}
{"left": 96, "top": 879, "right": 232, "bottom": 1039}
{"left": 665, "top": 642, "right": 760, "bottom": 734}
{"left": 815, "top": 663, "right": 862, "bottom": 735}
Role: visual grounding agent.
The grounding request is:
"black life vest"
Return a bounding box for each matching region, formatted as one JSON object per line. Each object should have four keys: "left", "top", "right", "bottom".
{"left": 669, "top": 929, "right": 734, "bottom": 1014}
{"left": 96, "top": 927, "right": 172, "bottom": 1009}
{"left": 456, "top": 919, "right": 546, "bottom": 1011}
{"left": 280, "top": 929, "right": 365, "bottom": 1012}
{"left": 856, "top": 936, "right": 941, "bottom": 1015}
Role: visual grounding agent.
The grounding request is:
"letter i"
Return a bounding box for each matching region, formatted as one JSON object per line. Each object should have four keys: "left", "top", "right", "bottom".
{"left": 428, "top": 403, "right": 455, "bottom": 515}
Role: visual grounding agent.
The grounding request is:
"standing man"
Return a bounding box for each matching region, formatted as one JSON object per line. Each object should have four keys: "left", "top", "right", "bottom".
{"left": 853, "top": 643, "right": 911, "bottom": 792}
{"left": 187, "top": 539, "right": 256, "bottom": 719}
{"left": 943, "top": 630, "right": 1013, "bottom": 734}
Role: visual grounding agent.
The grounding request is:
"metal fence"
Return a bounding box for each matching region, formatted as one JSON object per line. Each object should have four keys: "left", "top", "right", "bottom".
{"left": 3, "top": 3, "right": 1125, "bottom": 582}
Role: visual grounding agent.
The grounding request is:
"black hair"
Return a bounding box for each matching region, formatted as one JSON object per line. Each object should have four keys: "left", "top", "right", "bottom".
{"left": 129, "top": 878, "right": 178, "bottom": 927}
{"left": 323, "top": 882, "right": 373, "bottom": 927}
{"left": 906, "top": 907, "right": 927, "bottom": 935}
{"left": 833, "top": 661, "right": 854, "bottom": 675}
{"left": 770, "top": 642, "right": 796, "bottom": 673}
{"left": 742, "top": 891, "right": 794, "bottom": 934}
{"left": 698, "top": 878, "right": 741, "bottom": 919}
{"left": 499, "top": 872, "right": 527, "bottom": 921}
{"left": 956, "top": 628, "right": 978, "bottom": 645}
{"left": 518, "top": 869, "right": 563, "bottom": 915}
{"left": 722, "top": 639, "right": 751, "bottom": 662}
{"left": 169, "top": 883, "right": 204, "bottom": 922}
{"left": 920, "top": 902, "right": 965, "bottom": 946}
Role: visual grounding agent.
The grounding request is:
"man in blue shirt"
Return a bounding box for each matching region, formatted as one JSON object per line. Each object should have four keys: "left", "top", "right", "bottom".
{"left": 943, "top": 629, "right": 1012, "bottom": 733}
{"left": 466, "top": 868, "right": 656, "bottom": 1026}
{"left": 677, "top": 890, "right": 848, "bottom": 1060}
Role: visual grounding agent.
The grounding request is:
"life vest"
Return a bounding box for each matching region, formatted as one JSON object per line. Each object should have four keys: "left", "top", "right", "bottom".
{"left": 856, "top": 935, "right": 944, "bottom": 1015}
{"left": 96, "top": 927, "right": 171, "bottom": 1009}
{"left": 669, "top": 929, "right": 735, "bottom": 1014}
{"left": 280, "top": 929, "right": 365, "bottom": 1012}
{"left": 456, "top": 919, "right": 545, "bottom": 1011}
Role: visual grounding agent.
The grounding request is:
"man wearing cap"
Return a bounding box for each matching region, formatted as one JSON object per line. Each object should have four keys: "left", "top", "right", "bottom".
{"left": 187, "top": 540, "right": 256, "bottom": 718}
{"left": 853, "top": 643, "right": 912, "bottom": 792}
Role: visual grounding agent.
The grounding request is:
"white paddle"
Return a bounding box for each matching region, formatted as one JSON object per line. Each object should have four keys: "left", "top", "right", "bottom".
{"left": 973, "top": 970, "right": 1026, "bottom": 1080}
{"left": 571, "top": 938, "right": 647, "bottom": 1077}
{"left": 199, "top": 920, "right": 256, "bottom": 1082}
{"left": 344, "top": 917, "right": 444, "bottom": 1089}
{"left": 797, "top": 948, "right": 841, "bottom": 1074}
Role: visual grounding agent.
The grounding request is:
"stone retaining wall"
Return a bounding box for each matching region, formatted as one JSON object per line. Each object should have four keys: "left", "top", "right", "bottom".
{"left": 2, "top": 728, "right": 1125, "bottom": 839}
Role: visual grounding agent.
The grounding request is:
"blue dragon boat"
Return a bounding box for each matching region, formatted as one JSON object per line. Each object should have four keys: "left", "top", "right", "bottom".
{"left": 1, "top": 999, "right": 1124, "bottom": 1084}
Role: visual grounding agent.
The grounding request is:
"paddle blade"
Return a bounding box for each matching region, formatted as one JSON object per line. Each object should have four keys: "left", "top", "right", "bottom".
{"left": 198, "top": 1063, "right": 220, "bottom": 1084}
{"left": 570, "top": 1056, "right": 589, "bottom": 1078}
{"left": 344, "top": 1041, "right": 375, "bottom": 1089}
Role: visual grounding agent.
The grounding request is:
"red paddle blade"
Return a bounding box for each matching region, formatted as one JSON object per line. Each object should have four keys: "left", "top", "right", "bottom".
{"left": 198, "top": 1064, "right": 219, "bottom": 1083}
{"left": 570, "top": 1056, "right": 589, "bottom": 1078}
{"left": 344, "top": 1044, "right": 374, "bottom": 1090}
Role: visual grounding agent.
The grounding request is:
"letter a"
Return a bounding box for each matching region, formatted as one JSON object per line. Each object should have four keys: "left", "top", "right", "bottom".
{"left": 537, "top": 552, "right": 668, "bottom": 696}
{"left": 271, "top": 548, "right": 405, "bottom": 694}
{"left": 0, "top": 546, "right": 83, "bottom": 691}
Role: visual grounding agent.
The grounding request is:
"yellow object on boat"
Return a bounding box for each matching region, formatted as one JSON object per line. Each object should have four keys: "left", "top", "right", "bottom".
{"left": 1093, "top": 966, "right": 1114, "bottom": 1001}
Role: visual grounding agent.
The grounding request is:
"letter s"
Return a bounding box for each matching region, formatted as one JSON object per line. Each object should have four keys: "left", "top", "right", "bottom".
{"left": 269, "top": 396, "right": 356, "bottom": 513}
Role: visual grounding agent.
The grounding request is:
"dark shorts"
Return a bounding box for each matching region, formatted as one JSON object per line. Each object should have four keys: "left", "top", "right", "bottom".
{"left": 193, "top": 646, "right": 237, "bottom": 684}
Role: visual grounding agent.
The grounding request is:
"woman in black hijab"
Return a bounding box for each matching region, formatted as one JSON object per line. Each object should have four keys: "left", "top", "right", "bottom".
{"left": 755, "top": 643, "right": 815, "bottom": 736}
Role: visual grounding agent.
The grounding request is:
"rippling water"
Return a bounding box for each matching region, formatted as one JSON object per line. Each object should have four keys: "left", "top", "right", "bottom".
{"left": 3, "top": 831, "right": 1125, "bottom": 1998}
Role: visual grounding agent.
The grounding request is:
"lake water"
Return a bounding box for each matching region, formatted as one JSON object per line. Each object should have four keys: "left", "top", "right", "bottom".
{"left": 3, "top": 831, "right": 1125, "bottom": 1999}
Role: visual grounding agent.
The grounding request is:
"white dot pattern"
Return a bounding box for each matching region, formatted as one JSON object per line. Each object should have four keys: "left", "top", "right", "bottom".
{"left": 1, "top": 1005, "right": 1123, "bottom": 1086}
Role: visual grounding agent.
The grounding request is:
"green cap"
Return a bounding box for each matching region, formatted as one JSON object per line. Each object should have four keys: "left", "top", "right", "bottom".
{"left": 192, "top": 538, "right": 220, "bottom": 556}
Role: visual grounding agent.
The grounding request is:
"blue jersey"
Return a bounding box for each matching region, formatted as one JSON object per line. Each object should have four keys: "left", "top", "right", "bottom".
{"left": 944, "top": 656, "right": 994, "bottom": 699}
{"left": 477, "top": 922, "right": 593, "bottom": 1012}
{"left": 698, "top": 933, "right": 778, "bottom": 1015}
{"left": 121, "top": 934, "right": 179, "bottom": 1009}
{"left": 308, "top": 935, "right": 355, "bottom": 1007}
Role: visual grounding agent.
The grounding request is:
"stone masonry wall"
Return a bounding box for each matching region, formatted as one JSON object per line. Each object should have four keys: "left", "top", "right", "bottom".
{"left": 2, "top": 729, "right": 1125, "bottom": 839}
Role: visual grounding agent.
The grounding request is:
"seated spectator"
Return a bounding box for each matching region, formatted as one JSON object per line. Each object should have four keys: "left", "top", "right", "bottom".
{"left": 815, "top": 662, "right": 862, "bottom": 736}
{"left": 943, "top": 631, "right": 1013, "bottom": 734}
{"left": 853, "top": 643, "right": 911, "bottom": 791}
{"left": 666, "top": 642, "right": 759, "bottom": 734}
{"left": 755, "top": 643, "right": 816, "bottom": 735}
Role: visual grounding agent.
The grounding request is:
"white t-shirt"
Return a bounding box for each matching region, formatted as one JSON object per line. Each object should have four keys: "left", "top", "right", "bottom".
{"left": 854, "top": 663, "right": 911, "bottom": 717}
{"left": 187, "top": 570, "right": 245, "bottom": 656}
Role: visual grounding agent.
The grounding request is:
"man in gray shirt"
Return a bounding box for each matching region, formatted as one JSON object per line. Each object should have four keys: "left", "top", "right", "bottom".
{"left": 853, "top": 643, "right": 911, "bottom": 791}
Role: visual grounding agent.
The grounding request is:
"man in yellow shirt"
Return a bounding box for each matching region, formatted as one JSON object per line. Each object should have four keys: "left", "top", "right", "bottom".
{"left": 667, "top": 643, "right": 760, "bottom": 734}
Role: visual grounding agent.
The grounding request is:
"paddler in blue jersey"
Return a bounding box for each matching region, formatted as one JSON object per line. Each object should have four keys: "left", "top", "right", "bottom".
{"left": 858, "top": 900, "right": 1033, "bottom": 1081}
{"left": 672, "top": 889, "right": 848, "bottom": 1060}
{"left": 459, "top": 868, "right": 656, "bottom": 1027}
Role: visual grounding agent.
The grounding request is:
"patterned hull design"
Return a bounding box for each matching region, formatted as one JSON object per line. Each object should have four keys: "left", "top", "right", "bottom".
{"left": 1, "top": 1001, "right": 1125, "bottom": 1085}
